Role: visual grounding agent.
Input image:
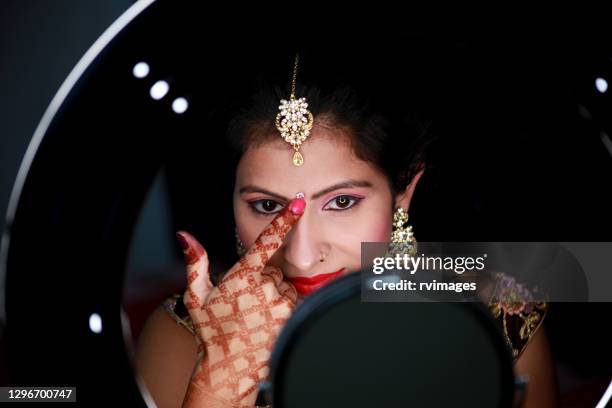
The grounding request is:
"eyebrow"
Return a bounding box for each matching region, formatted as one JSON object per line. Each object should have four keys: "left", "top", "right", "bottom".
{"left": 239, "top": 179, "right": 374, "bottom": 202}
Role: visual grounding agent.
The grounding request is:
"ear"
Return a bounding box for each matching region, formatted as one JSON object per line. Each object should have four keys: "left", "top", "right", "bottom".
{"left": 394, "top": 167, "right": 425, "bottom": 212}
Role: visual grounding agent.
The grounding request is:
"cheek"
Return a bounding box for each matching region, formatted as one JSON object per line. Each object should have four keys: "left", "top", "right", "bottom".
{"left": 354, "top": 212, "right": 392, "bottom": 242}
{"left": 368, "top": 214, "right": 393, "bottom": 241}
{"left": 234, "top": 205, "right": 265, "bottom": 248}
{"left": 330, "top": 210, "right": 392, "bottom": 246}
{"left": 349, "top": 194, "right": 394, "bottom": 242}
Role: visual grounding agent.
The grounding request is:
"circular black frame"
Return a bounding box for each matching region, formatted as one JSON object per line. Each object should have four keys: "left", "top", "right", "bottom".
{"left": 268, "top": 272, "right": 516, "bottom": 408}
{"left": 1, "top": 1, "right": 611, "bottom": 406}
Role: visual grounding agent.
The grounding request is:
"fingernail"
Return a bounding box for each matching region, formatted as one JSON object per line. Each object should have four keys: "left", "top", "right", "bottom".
{"left": 289, "top": 197, "right": 306, "bottom": 215}
{"left": 176, "top": 232, "right": 189, "bottom": 251}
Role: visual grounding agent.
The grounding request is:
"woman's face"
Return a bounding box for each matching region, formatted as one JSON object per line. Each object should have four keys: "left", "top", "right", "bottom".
{"left": 233, "top": 125, "right": 394, "bottom": 299}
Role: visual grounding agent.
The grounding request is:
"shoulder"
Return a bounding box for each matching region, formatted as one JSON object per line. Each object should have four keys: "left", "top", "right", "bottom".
{"left": 134, "top": 294, "right": 199, "bottom": 408}
{"left": 487, "top": 272, "right": 548, "bottom": 362}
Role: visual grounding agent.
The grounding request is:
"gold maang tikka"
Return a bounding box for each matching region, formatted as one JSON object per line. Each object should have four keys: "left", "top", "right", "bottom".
{"left": 275, "top": 54, "right": 314, "bottom": 166}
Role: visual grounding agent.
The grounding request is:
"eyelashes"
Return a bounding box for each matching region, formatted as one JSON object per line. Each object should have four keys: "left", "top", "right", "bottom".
{"left": 324, "top": 195, "right": 361, "bottom": 211}
{"left": 249, "top": 199, "right": 283, "bottom": 215}
{"left": 248, "top": 195, "right": 363, "bottom": 216}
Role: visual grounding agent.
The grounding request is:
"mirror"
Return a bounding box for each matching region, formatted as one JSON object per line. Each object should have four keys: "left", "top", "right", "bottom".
{"left": 268, "top": 272, "right": 515, "bottom": 407}
{"left": 1, "top": 1, "right": 610, "bottom": 406}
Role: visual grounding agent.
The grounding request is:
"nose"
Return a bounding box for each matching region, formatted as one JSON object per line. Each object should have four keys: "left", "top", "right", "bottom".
{"left": 282, "top": 212, "right": 325, "bottom": 274}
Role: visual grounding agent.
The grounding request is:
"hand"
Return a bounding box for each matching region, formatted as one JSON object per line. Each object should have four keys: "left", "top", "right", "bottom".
{"left": 177, "top": 197, "right": 306, "bottom": 407}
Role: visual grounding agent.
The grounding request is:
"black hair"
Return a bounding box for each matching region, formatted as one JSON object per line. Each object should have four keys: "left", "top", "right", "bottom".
{"left": 226, "top": 83, "right": 434, "bottom": 198}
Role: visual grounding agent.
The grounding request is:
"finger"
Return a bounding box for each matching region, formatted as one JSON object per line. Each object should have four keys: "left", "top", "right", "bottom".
{"left": 261, "top": 266, "right": 298, "bottom": 304}
{"left": 176, "top": 231, "right": 214, "bottom": 310}
{"left": 261, "top": 266, "right": 283, "bottom": 286}
{"left": 261, "top": 266, "right": 298, "bottom": 302}
{"left": 277, "top": 280, "right": 298, "bottom": 304}
{"left": 233, "top": 197, "right": 306, "bottom": 276}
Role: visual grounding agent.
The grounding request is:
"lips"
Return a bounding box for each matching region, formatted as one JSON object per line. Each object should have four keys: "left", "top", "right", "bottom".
{"left": 286, "top": 268, "right": 345, "bottom": 296}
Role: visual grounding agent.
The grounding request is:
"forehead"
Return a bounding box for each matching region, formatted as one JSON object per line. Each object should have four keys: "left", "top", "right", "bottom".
{"left": 236, "top": 126, "right": 387, "bottom": 192}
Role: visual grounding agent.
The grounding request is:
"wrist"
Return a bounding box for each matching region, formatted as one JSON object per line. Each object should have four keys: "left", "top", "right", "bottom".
{"left": 183, "top": 379, "right": 241, "bottom": 408}
{"left": 184, "top": 357, "right": 261, "bottom": 408}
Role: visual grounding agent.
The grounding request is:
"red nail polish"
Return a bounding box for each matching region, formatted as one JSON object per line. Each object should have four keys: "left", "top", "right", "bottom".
{"left": 289, "top": 198, "right": 306, "bottom": 215}
{"left": 176, "top": 232, "right": 189, "bottom": 251}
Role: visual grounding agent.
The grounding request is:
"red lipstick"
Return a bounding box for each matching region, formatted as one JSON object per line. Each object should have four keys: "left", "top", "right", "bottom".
{"left": 287, "top": 268, "right": 345, "bottom": 296}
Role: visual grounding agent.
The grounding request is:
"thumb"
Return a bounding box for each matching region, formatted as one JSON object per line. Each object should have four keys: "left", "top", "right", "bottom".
{"left": 176, "top": 231, "right": 214, "bottom": 310}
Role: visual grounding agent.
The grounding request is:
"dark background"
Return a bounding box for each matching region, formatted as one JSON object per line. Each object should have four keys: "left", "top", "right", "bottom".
{"left": 0, "top": 1, "right": 610, "bottom": 406}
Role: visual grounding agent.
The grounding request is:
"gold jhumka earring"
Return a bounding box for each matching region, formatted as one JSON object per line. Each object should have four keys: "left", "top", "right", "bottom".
{"left": 275, "top": 54, "right": 314, "bottom": 166}
{"left": 388, "top": 207, "right": 417, "bottom": 257}
{"left": 235, "top": 227, "right": 247, "bottom": 257}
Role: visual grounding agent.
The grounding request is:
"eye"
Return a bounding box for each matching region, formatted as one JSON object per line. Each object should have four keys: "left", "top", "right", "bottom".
{"left": 324, "top": 195, "right": 361, "bottom": 211}
{"left": 249, "top": 199, "right": 283, "bottom": 215}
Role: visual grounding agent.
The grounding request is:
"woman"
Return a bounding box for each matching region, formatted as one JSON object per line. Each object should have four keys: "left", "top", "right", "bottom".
{"left": 135, "top": 56, "right": 558, "bottom": 407}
